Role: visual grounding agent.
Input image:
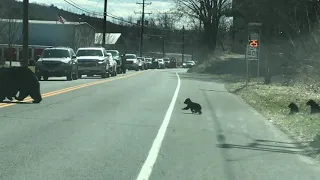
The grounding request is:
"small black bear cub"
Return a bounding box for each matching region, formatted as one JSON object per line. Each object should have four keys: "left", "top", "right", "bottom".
{"left": 182, "top": 98, "right": 202, "bottom": 114}
{"left": 306, "top": 99, "right": 320, "bottom": 114}
{"left": 288, "top": 102, "right": 299, "bottom": 115}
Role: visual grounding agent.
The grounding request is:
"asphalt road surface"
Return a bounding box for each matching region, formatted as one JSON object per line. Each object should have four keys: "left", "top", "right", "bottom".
{"left": 0, "top": 69, "right": 320, "bottom": 180}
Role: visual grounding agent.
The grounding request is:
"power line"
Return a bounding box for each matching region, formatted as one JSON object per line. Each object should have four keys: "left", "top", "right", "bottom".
{"left": 62, "top": 0, "right": 176, "bottom": 32}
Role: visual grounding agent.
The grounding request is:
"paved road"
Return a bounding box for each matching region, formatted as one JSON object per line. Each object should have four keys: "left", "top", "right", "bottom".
{"left": 0, "top": 69, "right": 320, "bottom": 180}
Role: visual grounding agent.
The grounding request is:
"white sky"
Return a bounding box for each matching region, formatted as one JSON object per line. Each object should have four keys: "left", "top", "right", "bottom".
{"left": 27, "top": 0, "right": 175, "bottom": 21}
{"left": 16, "top": 0, "right": 231, "bottom": 29}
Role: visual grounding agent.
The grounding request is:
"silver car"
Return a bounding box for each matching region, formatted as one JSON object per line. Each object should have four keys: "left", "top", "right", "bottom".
{"left": 35, "top": 47, "right": 79, "bottom": 81}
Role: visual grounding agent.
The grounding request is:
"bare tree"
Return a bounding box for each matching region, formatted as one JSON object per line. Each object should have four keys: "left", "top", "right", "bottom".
{"left": 74, "top": 24, "right": 95, "bottom": 50}
{"left": 118, "top": 17, "right": 125, "bottom": 26}
{"left": 146, "top": 17, "right": 157, "bottom": 28}
{"left": 155, "top": 12, "right": 181, "bottom": 30}
{"left": 127, "top": 15, "right": 134, "bottom": 26}
{"left": 217, "top": 15, "right": 232, "bottom": 51}
{"left": 1, "top": 18, "right": 22, "bottom": 67}
{"left": 0, "top": 4, "right": 22, "bottom": 66}
{"left": 174, "top": 0, "right": 231, "bottom": 54}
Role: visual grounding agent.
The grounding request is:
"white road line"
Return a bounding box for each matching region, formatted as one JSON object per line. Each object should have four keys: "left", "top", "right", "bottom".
{"left": 136, "top": 72, "right": 181, "bottom": 180}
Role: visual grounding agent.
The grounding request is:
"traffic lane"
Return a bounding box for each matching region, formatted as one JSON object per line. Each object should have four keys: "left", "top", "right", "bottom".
{"left": 38, "top": 71, "right": 138, "bottom": 94}
{"left": 0, "top": 69, "right": 179, "bottom": 180}
{"left": 149, "top": 72, "right": 320, "bottom": 180}
{"left": 0, "top": 71, "right": 142, "bottom": 107}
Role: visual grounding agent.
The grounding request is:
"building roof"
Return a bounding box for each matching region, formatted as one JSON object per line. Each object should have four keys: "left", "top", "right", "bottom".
{"left": 94, "top": 33, "right": 122, "bottom": 45}
{"left": 0, "top": 19, "right": 95, "bottom": 29}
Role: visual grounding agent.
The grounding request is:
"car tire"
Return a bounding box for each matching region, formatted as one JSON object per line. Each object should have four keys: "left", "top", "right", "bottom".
{"left": 36, "top": 75, "right": 42, "bottom": 81}
{"left": 43, "top": 75, "right": 49, "bottom": 81}
{"left": 114, "top": 67, "right": 117, "bottom": 76}
{"left": 101, "top": 70, "right": 109, "bottom": 79}
{"left": 72, "top": 69, "right": 78, "bottom": 80}
{"left": 117, "top": 67, "right": 121, "bottom": 74}
{"left": 66, "top": 71, "right": 72, "bottom": 81}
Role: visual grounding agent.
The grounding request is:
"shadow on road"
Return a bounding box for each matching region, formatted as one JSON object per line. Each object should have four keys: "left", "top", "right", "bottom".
{"left": 41, "top": 79, "right": 68, "bottom": 81}
{"left": 80, "top": 76, "right": 103, "bottom": 79}
{"left": 178, "top": 73, "right": 218, "bottom": 83}
{"left": 1, "top": 101, "right": 33, "bottom": 104}
{"left": 182, "top": 112, "right": 201, "bottom": 115}
{"left": 198, "top": 88, "right": 228, "bottom": 93}
{"left": 217, "top": 141, "right": 305, "bottom": 155}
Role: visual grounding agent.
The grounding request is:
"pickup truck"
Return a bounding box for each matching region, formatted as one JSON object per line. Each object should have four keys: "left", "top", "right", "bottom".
{"left": 76, "top": 47, "right": 115, "bottom": 78}
{"left": 124, "top": 54, "right": 139, "bottom": 71}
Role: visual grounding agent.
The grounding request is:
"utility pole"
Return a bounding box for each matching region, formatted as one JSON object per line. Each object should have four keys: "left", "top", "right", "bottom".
{"left": 182, "top": 25, "right": 185, "bottom": 64}
{"left": 102, "top": 0, "right": 107, "bottom": 47}
{"left": 162, "top": 36, "right": 165, "bottom": 57}
{"left": 148, "top": 34, "right": 166, "bottom": 57}
{"left": 136, "top": 0, "right": 151, "bottom": 57}
{"left": 22, "top": 0, "right": 29, "bottom": 67}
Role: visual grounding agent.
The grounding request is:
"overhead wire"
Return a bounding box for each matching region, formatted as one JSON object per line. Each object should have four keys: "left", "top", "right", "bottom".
{"left": 62, "top": 0, "right": 177, "bottom": 31}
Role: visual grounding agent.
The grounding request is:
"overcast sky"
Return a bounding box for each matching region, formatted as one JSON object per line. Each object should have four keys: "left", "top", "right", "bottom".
{"left": 28, "top": 0, "right": 174, "bottom": 21}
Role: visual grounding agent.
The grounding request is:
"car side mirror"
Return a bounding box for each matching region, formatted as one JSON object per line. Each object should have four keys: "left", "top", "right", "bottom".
{"left": 37, "top": 55, "right": 40, "bottom": 59}
{"left": 72, "top": 55, "right": 77, "bottom": 59}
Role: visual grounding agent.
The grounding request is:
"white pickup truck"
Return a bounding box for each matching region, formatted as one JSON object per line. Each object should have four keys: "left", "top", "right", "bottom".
{"left": 76, "top": 47, "right": 117, "bottom": 78}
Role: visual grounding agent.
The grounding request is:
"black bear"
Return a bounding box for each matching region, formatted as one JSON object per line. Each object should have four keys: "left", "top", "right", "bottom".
{"left": 306, "top": 99, "right": 320, "bottom": 114}
{"left": 182, "top": 98, "right": 202, "bottom": 114}
{"left": 0, "top": 67, "right": 42, "bottom": 103}
{"left": 288, "top": 102, "right": 299, "bottom": 115}
{"left": 0, "top": 67, "right": 18, "bottom": 101}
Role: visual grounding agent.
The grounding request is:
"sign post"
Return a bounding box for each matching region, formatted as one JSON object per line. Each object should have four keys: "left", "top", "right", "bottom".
{"left": 245, "top": 22, "right": 262, "bottom": 86}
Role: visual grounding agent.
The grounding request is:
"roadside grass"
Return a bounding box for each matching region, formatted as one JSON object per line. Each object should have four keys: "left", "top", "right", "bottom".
{"left": 187, "top": 70, "right": 320, "bottom": 162}
{"left": 189, "top": 51, "right": 320, "bottom": 161}
{"left": 226, "top": 80, "right": 320, "bottom": 161}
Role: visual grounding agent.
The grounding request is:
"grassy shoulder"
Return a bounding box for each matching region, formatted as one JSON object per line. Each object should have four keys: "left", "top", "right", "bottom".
{"left": 189, "top": 51, "right": 320, "bottom": 161}
{"left": 226, "top": 80, "right": 320, "bottom": 161}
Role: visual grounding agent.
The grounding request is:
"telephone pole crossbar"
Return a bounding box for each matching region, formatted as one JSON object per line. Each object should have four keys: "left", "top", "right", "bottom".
{"left": 136, "top": 0, "right": 151, "bottom": 57}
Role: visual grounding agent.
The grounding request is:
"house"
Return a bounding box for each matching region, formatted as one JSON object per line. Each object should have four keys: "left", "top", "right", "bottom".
{"left": 94, "top": 33, "right": 128, "bottom": 53}
{"left": 0, "top": 19, "right": 95, "bottom": 63}
{"left": 0, "top": 19, "right": 95, "bottom": 50}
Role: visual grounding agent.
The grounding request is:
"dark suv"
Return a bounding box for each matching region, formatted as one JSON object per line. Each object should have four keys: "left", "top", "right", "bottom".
{"left": 35, "top": 47, "right": 78, "bottom": 81}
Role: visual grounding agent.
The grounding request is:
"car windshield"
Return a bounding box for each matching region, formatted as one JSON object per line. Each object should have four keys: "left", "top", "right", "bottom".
{"left": 77, "top": 49, "right": 103, "bottom": 57}
{"left": 186, "top": 61, "right": 194, "bottom": 64}
{"left": 106, "top": 50, "right": 119, "bottom": 57}
{"left": 42, "top": 49, "right": 70, "bottom": 58}
{"left": 125, "top": 55, "right": 136, "bottom": 59}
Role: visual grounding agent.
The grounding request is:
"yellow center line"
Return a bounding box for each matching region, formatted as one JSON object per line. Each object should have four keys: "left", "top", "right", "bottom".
{"left": 0, "top": 71, "right": 144, "bottom": 108}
